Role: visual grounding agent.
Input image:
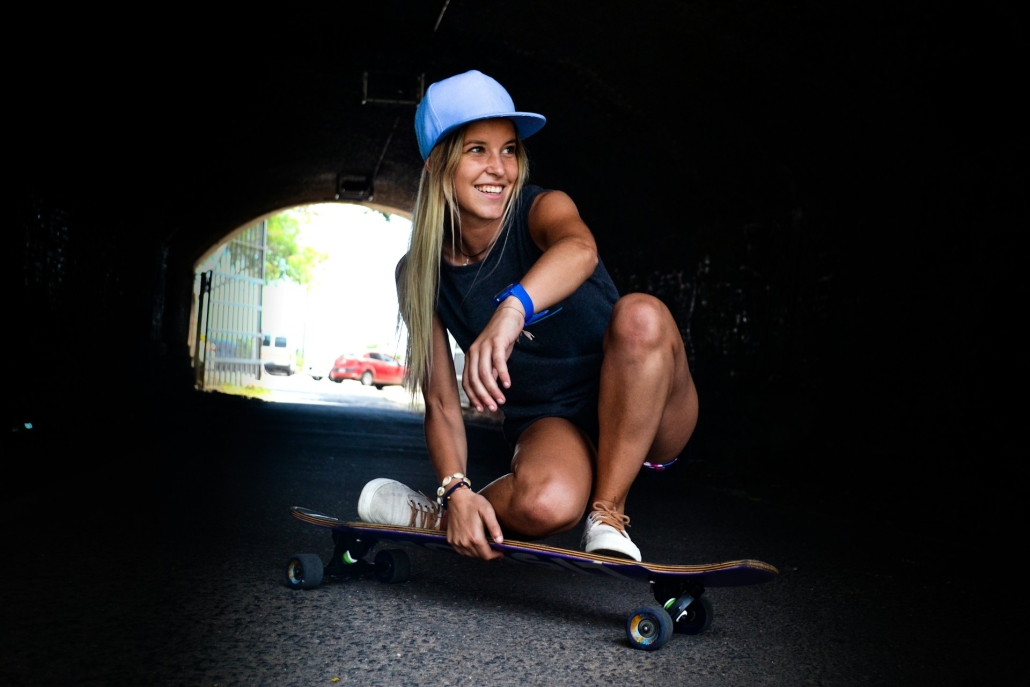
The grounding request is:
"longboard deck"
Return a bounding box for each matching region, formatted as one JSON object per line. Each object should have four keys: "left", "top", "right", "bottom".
{"left": 291, "top": 506, "right": 778, "bottom": 587}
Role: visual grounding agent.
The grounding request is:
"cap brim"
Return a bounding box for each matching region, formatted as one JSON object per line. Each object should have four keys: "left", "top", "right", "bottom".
{"left": 432, "top": 112, "right": 547, "bottom": 155}
{"left": 509, "top": 113, "right": 547, "bottom": 140}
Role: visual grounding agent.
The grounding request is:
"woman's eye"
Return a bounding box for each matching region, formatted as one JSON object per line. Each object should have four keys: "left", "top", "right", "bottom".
{"left": 503, "top": 145, "right": 516, "bottom": 155}
{"left": 466, "top": 146, "right": 484, "bottom": 154}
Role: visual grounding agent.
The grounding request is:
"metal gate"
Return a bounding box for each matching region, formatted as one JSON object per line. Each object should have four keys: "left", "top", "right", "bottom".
{"left": 192, "top": 220, "right": 266, "bottom": 389}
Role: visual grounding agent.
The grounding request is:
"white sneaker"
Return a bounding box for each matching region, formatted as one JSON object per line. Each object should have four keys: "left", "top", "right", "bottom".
{"left": 357, "top": 478, "right": 443, "bottom": 530}
{"left": 580, "top": 502, "right": 642, "bottom": 561}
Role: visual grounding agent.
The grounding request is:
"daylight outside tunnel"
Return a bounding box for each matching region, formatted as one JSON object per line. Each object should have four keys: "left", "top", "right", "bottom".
{"left": 189, "top": 203, "right": 419, "bottom": 405}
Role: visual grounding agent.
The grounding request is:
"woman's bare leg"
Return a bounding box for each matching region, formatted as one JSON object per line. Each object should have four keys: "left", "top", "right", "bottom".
{"left": 478, "top": 294, "right": 696, "bottom": 541}
{"left": 591, "top": 293, "right": 699, "bottom": 514}
{"left": 479, "top": 417, "right": 595, "bottom": 539}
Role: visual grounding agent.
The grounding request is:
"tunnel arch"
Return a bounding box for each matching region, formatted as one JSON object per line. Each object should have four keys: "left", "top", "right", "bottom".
{"left": 192, "top": 201, "right": 413, "bottom": 272}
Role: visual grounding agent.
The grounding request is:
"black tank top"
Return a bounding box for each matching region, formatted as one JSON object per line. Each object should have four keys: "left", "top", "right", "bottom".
{"left": 436, "top": 185, "right": 620, "bottom": 439}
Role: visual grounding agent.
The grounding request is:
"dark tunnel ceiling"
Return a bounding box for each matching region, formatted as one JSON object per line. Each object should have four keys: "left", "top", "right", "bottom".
{"left": 17, "top": 1, "right": 1018, "bottom": 273}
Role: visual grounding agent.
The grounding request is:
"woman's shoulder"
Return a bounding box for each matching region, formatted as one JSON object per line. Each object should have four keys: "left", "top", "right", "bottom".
{"left": 522, "top": 185, "right": 577, "bottom": 213}
{"left": 520, "top": 184, "right": 558, "bottom": 205}
{"left": 523, "top": 186, "right": 592, "bottom": 252}
{"left": 526, "top": 188, "right": 580, "bottom": 222}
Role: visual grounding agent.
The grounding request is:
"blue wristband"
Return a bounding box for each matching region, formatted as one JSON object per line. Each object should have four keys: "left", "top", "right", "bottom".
{"left": 493, "top": 283, "right": 535, "bottom": 323}
{"left": 494, "top": 282, "right": 562, "bottom": 326}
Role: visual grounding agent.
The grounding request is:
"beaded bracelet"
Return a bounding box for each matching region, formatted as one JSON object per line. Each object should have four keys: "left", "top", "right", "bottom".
{"left": 436, "top": 473, "right": 471, "bottom": 506}
{"left": 439, "top": 473, "right": 466, "bottom": 489}
{"left": 436, "top": 473, "right": 470, "bottom": 498}
{"left": 438, "top": 481, "right": 471, "bottom": 509}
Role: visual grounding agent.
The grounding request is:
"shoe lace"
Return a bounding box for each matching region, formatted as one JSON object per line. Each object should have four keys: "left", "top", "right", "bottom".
{"left": 589, "top": 502, "right": 630, "bottom": 533}
{"left": 408, "top": 494, "right": 442, "bottom": 530}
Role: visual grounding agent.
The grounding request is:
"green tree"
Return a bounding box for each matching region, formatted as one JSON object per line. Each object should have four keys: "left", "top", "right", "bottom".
{"left": 265, "top": 211, "right": 327, "bottom": 287}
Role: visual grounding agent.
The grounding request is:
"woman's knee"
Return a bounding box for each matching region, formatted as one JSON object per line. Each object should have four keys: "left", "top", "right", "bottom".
{"left": 506, "top": 480, "right": 586, "bottom": 537}
{"left": 607, "top": 293, "right": 673, "bottom": 351}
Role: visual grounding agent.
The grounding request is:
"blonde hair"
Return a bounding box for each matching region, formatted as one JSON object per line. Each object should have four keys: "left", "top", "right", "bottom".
{"left": 399, "top": 121, "right": 530, "bottom": 399}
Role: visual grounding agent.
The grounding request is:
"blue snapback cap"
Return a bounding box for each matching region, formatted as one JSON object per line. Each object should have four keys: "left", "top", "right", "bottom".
{"left": 415, "top": 70, "right": 546, "bottom": 160}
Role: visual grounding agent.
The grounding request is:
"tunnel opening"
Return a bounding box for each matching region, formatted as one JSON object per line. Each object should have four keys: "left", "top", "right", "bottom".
{"left": 188, "top": 202, "right": 418, "bottom": 411}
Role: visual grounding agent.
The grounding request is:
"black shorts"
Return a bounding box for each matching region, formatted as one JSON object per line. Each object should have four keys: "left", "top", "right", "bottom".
{"left": 501, "top": 393, "right": 600, "bottom": 452}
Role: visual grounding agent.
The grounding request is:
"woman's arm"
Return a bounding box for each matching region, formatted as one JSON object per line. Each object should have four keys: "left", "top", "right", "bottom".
{"left": 462, "top": 190, "right": 599, "bottom": 412}
{"left": 520, "top": 189, "right": 600, "bottom": 309}
{"left": 422, "top": 314, "right": 468, "bottom": 483}
{"left": 396, "top": 254, "right": 470, "bottom": 484}
{"left": 423, "top": 314, "right": 504, "bottom": 560}
{"left": 398, "top": 254, "right": 503, "bottom": 560}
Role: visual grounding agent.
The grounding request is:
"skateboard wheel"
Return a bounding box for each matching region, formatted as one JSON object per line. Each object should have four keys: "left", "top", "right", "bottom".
{"left": 285, "top": 553, "right": 324, "bottom": 590}
{"left": 626, "top": 605, "right": 673, "bottom": 651}
{"left": 673, "top": 595, "right": 714, "bottom": 635}
{"left": 374, "top": 548, "right": 410, "bottom": 584}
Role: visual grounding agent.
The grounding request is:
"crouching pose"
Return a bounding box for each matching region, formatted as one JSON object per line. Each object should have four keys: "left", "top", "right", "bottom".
{"left": 358, "top": 70, "right": 698, "bottom": 562}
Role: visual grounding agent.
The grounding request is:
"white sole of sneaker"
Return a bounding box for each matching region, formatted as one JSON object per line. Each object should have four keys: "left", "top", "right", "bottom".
{"left": 583, "top": 529, "right": 642, "bottom": 562}
{"left": 587, "top": 548, "right": 640, "bottom": 561}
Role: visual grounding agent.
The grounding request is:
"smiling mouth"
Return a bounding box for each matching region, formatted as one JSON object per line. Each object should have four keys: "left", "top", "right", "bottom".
{"left": 475, "top": 185, "right": 504, "bottom": 195}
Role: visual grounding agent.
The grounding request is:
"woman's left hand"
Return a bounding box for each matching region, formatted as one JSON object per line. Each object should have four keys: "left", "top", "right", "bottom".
{"left": 462, "top": 300, "right": 526, "bottom": 412}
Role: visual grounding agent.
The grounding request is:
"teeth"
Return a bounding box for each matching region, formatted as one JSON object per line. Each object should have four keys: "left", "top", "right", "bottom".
{"left": 476, "top": 185, "right": 503, "bottom": 194}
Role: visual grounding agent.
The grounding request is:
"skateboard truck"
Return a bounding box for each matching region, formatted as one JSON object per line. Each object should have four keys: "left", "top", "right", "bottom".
{"left": 651, "top": 579, "right": 714, "bottom": 635}
{"left": 322, "top": 530, "right": 411, "bottom": 584}
{"left": 325, "top": 530, "right": 374, "bottom": 576}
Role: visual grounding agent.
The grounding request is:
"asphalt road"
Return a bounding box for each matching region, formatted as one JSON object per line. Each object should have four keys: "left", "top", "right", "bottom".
{"left": 250, "top": 371, "right": 421, "bottom": 410}
{"left": 1, "top": 391, "right": 1018, "bottom": 686}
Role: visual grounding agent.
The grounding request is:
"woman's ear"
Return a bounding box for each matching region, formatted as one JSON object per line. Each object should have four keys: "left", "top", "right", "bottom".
{"left": 424, "top": 157, "right": 432, "bottom": 172}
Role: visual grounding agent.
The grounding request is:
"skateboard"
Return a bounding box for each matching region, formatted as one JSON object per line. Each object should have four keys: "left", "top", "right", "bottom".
{"left": 285, "top": 506, "right": 778, "bottom": 651}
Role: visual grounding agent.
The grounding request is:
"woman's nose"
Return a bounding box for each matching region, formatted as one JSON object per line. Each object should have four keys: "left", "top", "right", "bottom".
{"left": 485, "top": 151, "right": 504, "bottom": 174}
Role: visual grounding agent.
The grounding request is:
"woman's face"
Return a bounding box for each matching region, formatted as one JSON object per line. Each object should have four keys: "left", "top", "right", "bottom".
{"left": 452, "top": 118, "right": 519, "bottom": 229}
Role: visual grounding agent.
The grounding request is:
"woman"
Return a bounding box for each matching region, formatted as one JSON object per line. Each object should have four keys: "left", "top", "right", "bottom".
{"left": 358, "top": 70, "right": 698, "bottom": 562}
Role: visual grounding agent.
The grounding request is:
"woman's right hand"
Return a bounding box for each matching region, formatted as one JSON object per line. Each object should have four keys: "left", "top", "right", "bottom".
{"left": 462, "top": 302, "right": 525, "bottom": 412}
{"left": 444, "top": 487, "right": 505, "bottom": 560}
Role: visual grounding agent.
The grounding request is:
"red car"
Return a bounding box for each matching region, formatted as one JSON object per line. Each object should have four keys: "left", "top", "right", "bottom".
{"left": 329, "top": 351, "right": 407, "bottom": 389}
